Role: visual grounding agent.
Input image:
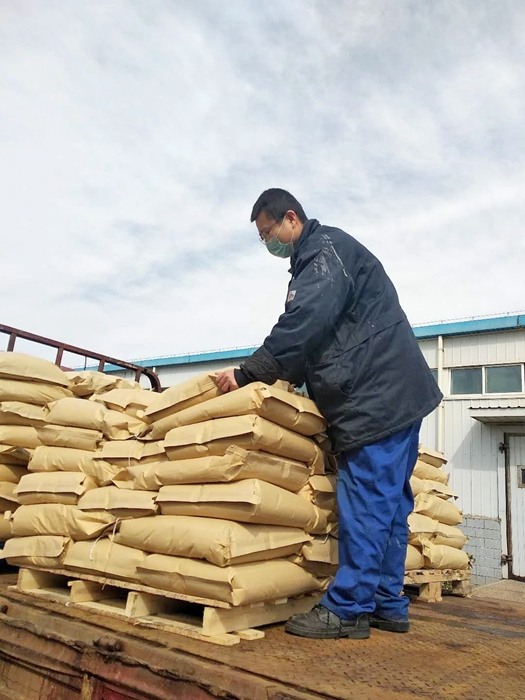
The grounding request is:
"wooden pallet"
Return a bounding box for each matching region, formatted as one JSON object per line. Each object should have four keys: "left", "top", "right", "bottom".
{"left": 404, "top": 569, "right": 471, "bottom": 603}
{"left": 9, "top": 567, "right": 321, "bottom": 646}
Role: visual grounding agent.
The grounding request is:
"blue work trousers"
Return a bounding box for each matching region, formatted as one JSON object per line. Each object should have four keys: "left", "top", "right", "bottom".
{"left": 321, "top": 421, "right": 421, "bottom": 621}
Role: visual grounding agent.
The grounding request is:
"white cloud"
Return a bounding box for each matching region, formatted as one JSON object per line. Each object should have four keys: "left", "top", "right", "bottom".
{"left": 1, "top": 0, "right": 524, "bottom": 361}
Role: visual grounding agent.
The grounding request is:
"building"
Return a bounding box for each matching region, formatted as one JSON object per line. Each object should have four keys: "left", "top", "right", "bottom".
{"left": 109, "top": 313, "right": 525, "bottom": 586}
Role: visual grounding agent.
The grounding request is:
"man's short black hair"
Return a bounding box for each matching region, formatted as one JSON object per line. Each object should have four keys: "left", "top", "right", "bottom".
{"left": 250, "top": 188, "right": 307, "bottom": 224}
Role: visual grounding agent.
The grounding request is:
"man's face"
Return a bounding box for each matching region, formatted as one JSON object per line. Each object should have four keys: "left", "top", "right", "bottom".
{"left": 255, "top": 210, "right": 297, "bottom": 244}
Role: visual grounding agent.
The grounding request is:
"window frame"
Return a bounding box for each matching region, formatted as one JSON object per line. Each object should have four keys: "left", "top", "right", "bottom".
{"left": 449, "top": 363, "right": 525, "bottom": 397}
{"left": 484, "top": 364, "right": 524, "bottom": 395}
{"left": 450, "top": 366, "right": 483, "bottom": 396}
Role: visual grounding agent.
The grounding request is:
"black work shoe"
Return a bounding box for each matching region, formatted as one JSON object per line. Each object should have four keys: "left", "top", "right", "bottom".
{"left": 369, "top": 615, "right": 410, "bottom": 633}
{"left": 285, "top": 604, "right": 370, "bottom": 639}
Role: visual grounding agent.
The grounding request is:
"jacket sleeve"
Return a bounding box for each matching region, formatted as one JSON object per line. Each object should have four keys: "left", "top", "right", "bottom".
{"left": 238, "top": 240, "right": 354, "bottom": 386}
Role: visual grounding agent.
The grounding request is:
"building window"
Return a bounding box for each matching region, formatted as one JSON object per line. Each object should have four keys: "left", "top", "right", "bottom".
{"left": 485, "top": 365, "right": 523, "bottom": 394}
{"left": 451, "top": 367, "right": 483, "bottom": 395}
{"left": 430, "top": 369, "right": 438, "bottom": 384}
{"left": 450, "top": 364, "right": 524, "bottom": 395}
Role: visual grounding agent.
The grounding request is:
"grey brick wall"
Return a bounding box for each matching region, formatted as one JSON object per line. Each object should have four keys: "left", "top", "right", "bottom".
{"left": 461, "top": 516, "right": 503, "bottom": 586}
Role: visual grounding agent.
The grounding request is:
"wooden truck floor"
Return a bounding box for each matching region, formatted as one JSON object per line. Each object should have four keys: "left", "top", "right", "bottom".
{"left": 1, "top": 571, "right": 525, "bottom": 700}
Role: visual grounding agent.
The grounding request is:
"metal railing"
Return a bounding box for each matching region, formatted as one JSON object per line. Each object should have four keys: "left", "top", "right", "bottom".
{"left": 0, "top": 324, "right": 162, "bottom": 392}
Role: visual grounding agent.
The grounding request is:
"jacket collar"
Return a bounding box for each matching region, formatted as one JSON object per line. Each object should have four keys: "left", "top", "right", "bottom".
{"left": 290, "top": 219, "right": 320, "bottom": 269}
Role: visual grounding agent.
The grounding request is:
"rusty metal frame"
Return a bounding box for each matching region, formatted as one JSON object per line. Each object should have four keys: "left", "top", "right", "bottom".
{"left": 0, "top": 324, "right": 161, "bottom": 392}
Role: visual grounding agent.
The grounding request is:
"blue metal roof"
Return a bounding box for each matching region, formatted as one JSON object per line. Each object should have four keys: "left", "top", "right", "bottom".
{"left": 413, "top": 314, "right": 524, "bottom": 339}
{"left": 93, "top": 314, "right": 525, "bottom": 372}
{"left": 133, "top": 346, "right": 259, "bottom": 368}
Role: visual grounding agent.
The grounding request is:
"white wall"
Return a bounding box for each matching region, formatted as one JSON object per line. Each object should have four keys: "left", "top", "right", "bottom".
{"left": 437, "top": 329, "right": 525, "bottom": 517}
{"left": 151, "top": 359, "right": 239, "bottom": 386}
{"left": 442, "top": 399, "right": 501, "bottom": 517}
{"left": 112, "top": 358, "right": 246, "bottom": 388}
{"left": 444, "top": 329, "right": 525, "bottom": 367}
{"left": 417, "top": 338, "right": 438, "bottom": 369}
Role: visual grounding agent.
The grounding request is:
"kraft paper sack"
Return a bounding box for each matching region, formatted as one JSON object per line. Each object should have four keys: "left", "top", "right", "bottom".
{"left": 294, "top": 536, "right": 339, "bottom": 577}
{"left": 146, "top": 382, "right": 326, "bottom": 439}
{"left": 164, "top": 415, "right": 324, "bottom": 471}
{"left": 0, "top": 378, "right": 73, "bottom": 405}
{"left": 0, "top": 425, "right": 43, "bottom": 449}
{"left": 0, "top": 535, "right": 70, "bottom": 568}
{"left": 144, "top": 373, "right": 222, "bottom": 423}
{"left": 110, "top": 463, "right": 147, "bottom": 489}
{"left": 433, "top": 523, "right": 468, "bottom": 549}
{"left": 0, "top": 402, "right": 46, "bottom": 426}
{"left": 125, "top": 446, "right": 310, "bottom": 492}
{"left": 0, "top": 514, "right": 12, "bottom": 540}
{"left": 11, "top": 504, "right": 116, "bottom": 540}
{"left": 92, "top": 388, "right": 157, "bottom": 417}
{"left": 29, "top": 446, "right": 121, "bottom": 486}
{"left": 64, "top": 539, "right": 146, "bottom": 581}
{"left": 79, "top": 459, "right": 122, "bottom": 487}
{"left": 96, "top": 440, "right": 166, "bottom": 466}
{"left": 102, "top": 410, "right": 147, "bottom": 440}
{"left": 36, "top": 424, "right": 103, "bottom": 452}
{"left": 408, "top": 512, "right": 438, "bottom": 539}
{"left": 44, "top": 398, "right": 106, "bottom": 431}
{"left": 0, "top": 352, "right": 68, "bottom": 387}
{"left": 410, "top": 528, "right": 468, "bottom": 550}
{"left": 15, "top": 472, "right": 98, "bottom": 505}
{"left": 0, "top": 464, "right": 28, "bottom": 484}
{"left": 78, "top": 485, "right": 158, "bottom": 518}
{"left": 413, "top": 493, "right": 463, "bottom": 526}
{"left": 157, "top": 478, "right": 327, "bottom": 533}
{"left": 66, "top": 370, "right": 121, "bottom": 397}
{"left": 405, "top": 544, "right": 425, "bottom": 570}
{"left": 421, "top": 539, "right": 469, "bottom": 569}
{"left": 66, "top": 372, "right": 139, "bottom": 397}
{"left": 0, "top": 482, "right": 18, "bottom": 512}
{"left": 299, "top": 475, "right": 338, "bottom": 511}
{"left": 418, "top": 446, "right": 447, "bottom": 469}
{"left": 410, "top": 476, "right": 456, "bottom": 500}
{"left": 114, "top": 515, "right": 311, "bottom": 567}
{"left": 300, "top": 536, "right": 338, "bottom": 564}
{"left": 408, "top": 513, "right": 467, "bottom": 549}
{"left": 0, "top": 445, "right": 30, "bottom": 466}
{"left": 140, "top": 441, "right": 167, "bottom": 464}
{"left": 29, "top": 446, "right": 85, "bottom": 473}
{"left": 99, "top": 440, "right": 145, "bottom": 466}
{"left": 412, "top": 459, "right": 449, "bottom": 485}
{"left": 137, "top": 555, "right": 322, "bottom": 605}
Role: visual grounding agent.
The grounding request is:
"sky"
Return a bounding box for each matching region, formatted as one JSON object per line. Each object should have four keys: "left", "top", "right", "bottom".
{"left": 1, "top": 1, "right": 524, "bottom": 363}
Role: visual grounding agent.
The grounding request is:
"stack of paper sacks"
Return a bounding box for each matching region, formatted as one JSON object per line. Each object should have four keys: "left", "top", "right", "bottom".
{"left": 1, "top": 355, "right": 149, "bottom": 572}
{"left": 0, "top": 352, "right": 75, "bottom": 546}
{"left": 406, "top": 446, "right": 469, "bottom": 571}
{"left": 2, "top": 363, "right": 337, "bottom": 607}
{"left": 110, "top": 374, "right": 336, "bottom": 605}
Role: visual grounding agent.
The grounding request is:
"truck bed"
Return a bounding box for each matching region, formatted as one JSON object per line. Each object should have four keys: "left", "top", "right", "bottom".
{"left": 1, "top": 571, "right": 525, "bottom": 700}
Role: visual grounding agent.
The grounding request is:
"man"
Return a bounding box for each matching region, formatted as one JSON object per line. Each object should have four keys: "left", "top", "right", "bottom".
{"left": 216, "top": 188, "right": 442, "bottom": 640}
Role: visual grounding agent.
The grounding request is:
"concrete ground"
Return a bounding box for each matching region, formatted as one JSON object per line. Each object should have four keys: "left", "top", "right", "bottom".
{"left": 471, "top": 578, "right": 525, "bottom": 605}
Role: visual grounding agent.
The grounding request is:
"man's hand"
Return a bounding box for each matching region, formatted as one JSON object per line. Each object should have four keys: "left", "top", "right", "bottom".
{"left": 215, "top": 367, "right": 240, "bottom": 393}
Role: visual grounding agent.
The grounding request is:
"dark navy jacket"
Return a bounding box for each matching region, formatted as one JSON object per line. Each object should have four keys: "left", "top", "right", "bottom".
{"left": 236, "top": 219, "right": 443, "bottom": 453}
